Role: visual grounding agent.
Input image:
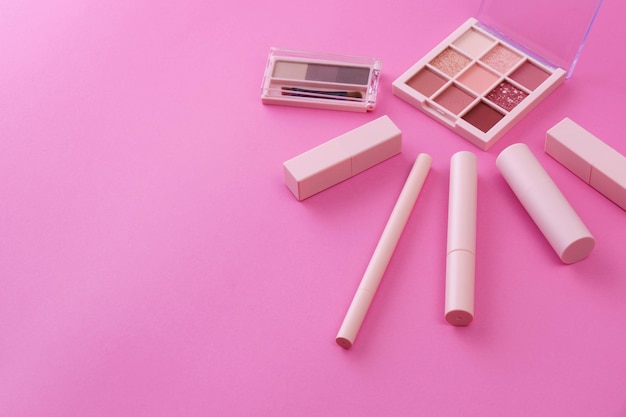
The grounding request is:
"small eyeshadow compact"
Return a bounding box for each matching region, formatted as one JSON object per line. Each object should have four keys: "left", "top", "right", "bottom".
{"left": 261, "top": 48, "right": 382, "bottom": 112}
{"left": 392, "top": 0, "right": 603, "bottom": 150}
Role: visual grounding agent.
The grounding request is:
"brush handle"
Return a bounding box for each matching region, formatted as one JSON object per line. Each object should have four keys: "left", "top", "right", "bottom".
{"left": 281, "top": 87, "right": 362, "bottom": 99}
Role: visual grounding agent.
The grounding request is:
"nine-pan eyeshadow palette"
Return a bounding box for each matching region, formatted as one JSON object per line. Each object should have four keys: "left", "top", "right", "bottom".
{"left": 393, "top": 18, "right": 568, "bottom": 150}
{"left": 261, "top": 48, "right": 382, "bottom": 112}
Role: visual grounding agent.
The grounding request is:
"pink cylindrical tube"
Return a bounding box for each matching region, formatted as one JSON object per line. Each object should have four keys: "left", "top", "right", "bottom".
{"left": 336, "top": 153, "right": 432, "bottom": 349}
{"left": 445, "top": 151, "right": 477, "bottom": 326}
{"left": 496, "top": 143, "right": 594, "bottom": 264}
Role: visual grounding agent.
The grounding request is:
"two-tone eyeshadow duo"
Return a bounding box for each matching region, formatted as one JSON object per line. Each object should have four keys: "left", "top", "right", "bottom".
{"left": 392, "top": 18, "right": 566, "bottom": 150}
{"left": 262, "top": 48, "right": 381, "bottom": 112}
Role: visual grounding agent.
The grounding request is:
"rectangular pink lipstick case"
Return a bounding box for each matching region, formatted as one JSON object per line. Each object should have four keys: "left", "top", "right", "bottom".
{"left": 283, "top": 116, "right": 402, "bottom": 200}
{"left": 546, "top": 117, "right": 626, "bottom": 211}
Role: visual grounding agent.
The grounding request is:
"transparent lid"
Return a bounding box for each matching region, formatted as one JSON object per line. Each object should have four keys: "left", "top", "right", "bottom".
{"left": 476, "top": 0, "right": 603, "bottom": 78}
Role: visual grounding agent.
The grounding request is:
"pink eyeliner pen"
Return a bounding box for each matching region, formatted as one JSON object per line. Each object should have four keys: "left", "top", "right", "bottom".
{"left": 336, "top": 153, "right": 432, "bottom": 349}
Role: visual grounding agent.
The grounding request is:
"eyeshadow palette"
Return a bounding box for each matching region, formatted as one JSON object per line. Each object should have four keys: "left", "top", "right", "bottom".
{"left": 392, "top": 0, "right": 602, "bottom": 150}
{"left": 392, "top": 19, "right": 566, "bottom": 150}
{"left": 261, "top": 48, "right": 382, "bottom": 112}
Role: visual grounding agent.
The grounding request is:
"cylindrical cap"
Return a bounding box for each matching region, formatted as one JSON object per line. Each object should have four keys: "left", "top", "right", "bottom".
{"left": 445, "top": 250, "right": 475, "bottom": 326}
{"left": 447, "top": 151, "right": 477, "bottom": 254}
{"left": 496, "top": 143, "right": 595, "bottom": 263}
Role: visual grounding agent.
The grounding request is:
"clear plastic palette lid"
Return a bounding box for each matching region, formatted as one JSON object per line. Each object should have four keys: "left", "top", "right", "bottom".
{"left": 476, "top": 0, "right": 603, "bottom": 78}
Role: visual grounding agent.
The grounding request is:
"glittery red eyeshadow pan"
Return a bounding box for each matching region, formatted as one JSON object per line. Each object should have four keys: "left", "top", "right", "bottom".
{"left": 486, "top": 81, "right": 528, "bottom": 111}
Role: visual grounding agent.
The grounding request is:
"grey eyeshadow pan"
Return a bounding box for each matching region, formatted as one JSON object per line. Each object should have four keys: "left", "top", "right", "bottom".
{"left": 306, "top": 64, "right": 371, "bottom": 85}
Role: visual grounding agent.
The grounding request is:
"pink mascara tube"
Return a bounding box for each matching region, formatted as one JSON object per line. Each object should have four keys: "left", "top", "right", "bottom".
{"left": 336, "top": 153, "right": 432, "bottom": 349}
{"left": 445, "top": 151, "right": 477, "bottom": 326}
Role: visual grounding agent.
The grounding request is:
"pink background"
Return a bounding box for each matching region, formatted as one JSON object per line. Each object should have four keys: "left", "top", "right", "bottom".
{"left": 1, "top": 0, "right": 625, "bottom": 415}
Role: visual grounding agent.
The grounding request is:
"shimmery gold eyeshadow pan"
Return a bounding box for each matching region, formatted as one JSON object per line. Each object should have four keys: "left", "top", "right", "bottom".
{"left": 391, "top": 0, "right": 603, "bottom": 150}
{"left": 431, "top": 48, "right": 470, "bottom": 77}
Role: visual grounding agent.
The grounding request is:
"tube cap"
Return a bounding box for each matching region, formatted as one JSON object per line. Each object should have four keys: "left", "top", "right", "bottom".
{"left": 445, "top": 250, "right": 475, "bottom": 326}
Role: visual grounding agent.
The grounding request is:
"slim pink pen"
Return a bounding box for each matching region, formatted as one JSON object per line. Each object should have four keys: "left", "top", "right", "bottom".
{"left": 445, "top": 151, "right": 477, "bottom": 326}
{"left": 336, "top": 153, "right": 432, "bottom": 349}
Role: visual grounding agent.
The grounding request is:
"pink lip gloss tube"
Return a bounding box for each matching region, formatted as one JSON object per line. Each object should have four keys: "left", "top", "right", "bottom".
{"left": 496, "top": 143, "right": 595, "bottom": 264}
{"left": 336, "top": 153, "right": 432, "bottom": 349}
{"left": 445, "top": 151, "right": 478, "bottom": 326}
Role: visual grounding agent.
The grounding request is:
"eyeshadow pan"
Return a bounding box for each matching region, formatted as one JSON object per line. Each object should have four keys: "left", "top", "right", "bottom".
{"left": 430, "top": 48, "right": 470, "bottom": 77}
{"left": 510, "top": 61, "right": 550, "bottom": 90}
{"left": 486, "top": 81, "right": 528, "bottom": 111}
{"left": 457, "top": 64, "right": 499, "bottom": 94}
{"left": 434, "top": 85, "right": 474, "bottom": 115}
{"left": 481, "top": 45, "right": 523, "bottom": 73}
{"left": 453, "top": 29, "right": 494, "bottom": 58}
{"left": 406, "top": 67, "right": 447, "bottom": 97}
{"left": 272, "top": 61, "right": 371, "bottom": 85}
{"left": 306, "top": 64, "right": 371, "bottom": 85}
{"left": 273, "top": 61, "right": 308, "bottom": 79}
{"left": 462, "top": 102, "right": 503, "bottom": 132}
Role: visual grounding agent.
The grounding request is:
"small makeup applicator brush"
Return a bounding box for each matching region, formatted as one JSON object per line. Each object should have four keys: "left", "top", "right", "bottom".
{"left": 282, "top": 87, "right": 363, "bottom": 99}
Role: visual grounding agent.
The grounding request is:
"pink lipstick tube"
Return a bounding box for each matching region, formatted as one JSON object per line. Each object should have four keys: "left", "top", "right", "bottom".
{"left": 445, "top": 151, "right": 477, "bottom": 326}
{"left": 496, "top": 143, "right": 595, "bottom": 264}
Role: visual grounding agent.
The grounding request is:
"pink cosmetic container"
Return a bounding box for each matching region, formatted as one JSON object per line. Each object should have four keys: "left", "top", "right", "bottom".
{"left": 496, "top": 143, "right": 595, "bottom": 264}
{"left": 392, "top": 0, "right": 603, "bottom": 150}
{"left": 445, "top": 151, "right": 477, "bottom": 326}
{"left": 283, "top": 116, "right": 402, "bottom": 201}
{"left": 546, "top": 117, "right": 626, "bottom": 211}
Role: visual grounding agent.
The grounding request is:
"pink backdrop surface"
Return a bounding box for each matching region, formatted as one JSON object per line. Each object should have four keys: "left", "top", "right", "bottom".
{"left": 1, "top": 0, "right": 625, "bottom": 415}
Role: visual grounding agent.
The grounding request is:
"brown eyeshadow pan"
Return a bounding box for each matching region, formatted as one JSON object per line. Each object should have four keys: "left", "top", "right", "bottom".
{"left": 462, "top": 102, "right": 504, "bottom": 132}
{"left": 434, "top": 85, "right": 474, "bottom": 115}
{"left": 406, "top": 67, "right": 447, "bottom": 97}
